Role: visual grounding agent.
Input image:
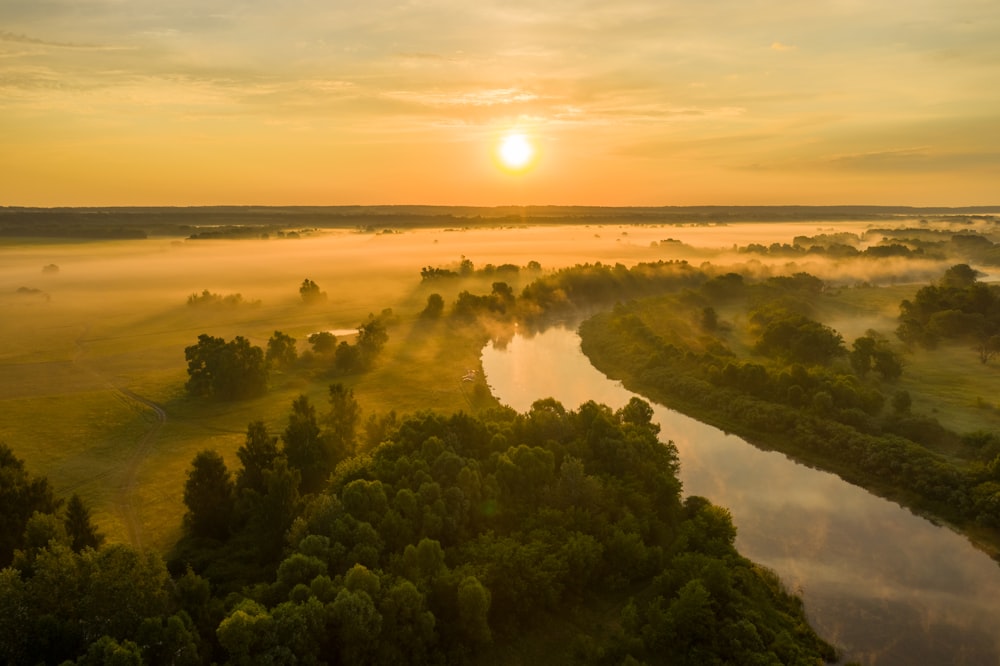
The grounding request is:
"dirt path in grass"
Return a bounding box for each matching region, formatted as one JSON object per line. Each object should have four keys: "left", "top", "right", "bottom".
{"left": 113, "top": 388, "right": 167, "bottom": 550}
{"left": 73, "top": 330, "right": 167, "bottom": 550}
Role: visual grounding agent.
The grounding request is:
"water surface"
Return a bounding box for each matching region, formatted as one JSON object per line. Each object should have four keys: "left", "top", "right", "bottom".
{"left": 482, "top": 326, "right": 1000, "bottom": 665}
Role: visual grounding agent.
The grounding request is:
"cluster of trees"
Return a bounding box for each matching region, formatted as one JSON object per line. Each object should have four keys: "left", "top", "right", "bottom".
{"left": 740, "top": 240, "right": 922, "bottom": 259}
{"left": 749, "top": 305, "right": 846, "bottom": 365}
{"left": 897, "top": 264, "right": 1000, "bottom": 363}
{"left": 0, "top": 397, "right": 836, "bottom": 664}
{"left": 419, "top": 258, "right": 541, "bottom": 282}
{"left": 303, "top": 313, "right": 392, "bottom": 375}
{"left": 172, "top": 397, "right": 831, "bottom": 664}
{"left": 186, "top": 290, "right": 260, "bottom": 309}
{"left": 1, "top": 444, "right": 103, "bottom": 569}
{"left": 451, "top": 283, "right": 516, "bottom": 320}
{"left": 579, "top": 288, "right": 1000, "bottom": 537}
{"left": 185, "top": 313, "right": 391, "bottom": 400}
{"left": 184, "top": 335, "right": 268, "bottom": 400}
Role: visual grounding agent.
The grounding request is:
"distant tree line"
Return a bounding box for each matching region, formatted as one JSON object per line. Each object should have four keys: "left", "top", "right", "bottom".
{"left": 186, "top": 290, "right": 261, "bottom": 309}
{"left": 420, "top": 257, "right": 542, "bottom": 282}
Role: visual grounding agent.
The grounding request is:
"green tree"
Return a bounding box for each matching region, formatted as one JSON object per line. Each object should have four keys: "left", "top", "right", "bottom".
{"left": 216, "top": 336, "right": 268, "bottom": 399}
{"left": 457, "top": 576, "right": 492, "bottom": 645}
{"left": 78, "top": 636, "right": 144, "bottom": 666}
{"left": 0, "top": 443, "right": 60, "bottom": 567}
{"left": 183, "top": 450, "right": 235, "bottom": 540}
{"left": 184, "top": 335, "right": 267, "bottom": 400}
{"left": 331, "top": 587, "right": 382, "bottom": 666}
{"left": 235, "top": 421, "right": 280, "bottom": 496}
{"left": 283, "top": 395, "right": 330, "bottom": 494}
{"left": 183, "top": 334, "right": 226, "bottom": 397}
{"left": 266, "top": 330, "right": 298, "bottom": 369}
{"left": 64, "top": 494, "right": 104, "bottom": 553}
{"left": 327, "top": 383, "right": 361, "bottom": 460}
{"left": 217, "top": 600, "right": 278, "bottom": 664}
{"left": 254, "top": 459, "right": 302, "bottom": 562}
{"left": 357, "top": 313, "right": 389, "bottom": 365}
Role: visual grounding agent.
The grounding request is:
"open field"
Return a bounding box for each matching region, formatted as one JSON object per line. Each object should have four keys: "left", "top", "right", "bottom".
{"left": 3, "top": 217, "right": 1000, "bottom": 551}
{"left": 1, "top": 223, "right": 727, "bottom": 549}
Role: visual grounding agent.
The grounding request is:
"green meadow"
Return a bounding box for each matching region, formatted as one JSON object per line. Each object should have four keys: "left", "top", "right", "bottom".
{"left": 4, "top": 219, "right": 1000, "bottom": 553}
{"left": 0, "top": 226, "right": 674, "bottom": 550}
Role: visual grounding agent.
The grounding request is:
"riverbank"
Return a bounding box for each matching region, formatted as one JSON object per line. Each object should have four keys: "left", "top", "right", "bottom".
{"left": 577, "top": 308, "right": 1000, "bottom": 564}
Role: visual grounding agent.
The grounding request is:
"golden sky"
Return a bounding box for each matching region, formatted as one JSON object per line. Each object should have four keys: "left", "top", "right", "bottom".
{"left": 1, "top": 1, "right": 998, "bottom": 206}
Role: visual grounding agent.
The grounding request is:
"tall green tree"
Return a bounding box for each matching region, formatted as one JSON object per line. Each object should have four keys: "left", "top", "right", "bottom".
{"left": 327, "top": 383, "right": 360, "bottom": 460}
{"left": 235, "top": 421, "right": 280, "bottom": 496}
{"left": 64, "top": 494, "right": 105, "bottom": 553}
{"left": 283, "top": 396, "right": 330, "bottom": 494}
{"left": 183, "top": 450, "right": 235, "bottom": 540}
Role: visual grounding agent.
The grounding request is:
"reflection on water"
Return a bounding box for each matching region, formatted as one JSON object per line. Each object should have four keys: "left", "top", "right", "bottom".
{"left": 481, "top": 327, "right": 1000, "bottom": 665}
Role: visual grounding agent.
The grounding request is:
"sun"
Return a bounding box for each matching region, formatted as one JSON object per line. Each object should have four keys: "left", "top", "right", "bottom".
{"left": 497, "top": 132, "right": 536, "bottom": 171}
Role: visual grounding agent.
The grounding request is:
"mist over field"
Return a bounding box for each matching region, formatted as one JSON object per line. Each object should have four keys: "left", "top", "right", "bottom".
{"left": 5, "top": 210, "right": 1000, "bottom": 665}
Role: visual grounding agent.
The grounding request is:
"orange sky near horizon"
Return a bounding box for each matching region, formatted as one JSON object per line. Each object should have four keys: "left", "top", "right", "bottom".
{"left": 1, "top": 1, "right": 998, "bottom": 207}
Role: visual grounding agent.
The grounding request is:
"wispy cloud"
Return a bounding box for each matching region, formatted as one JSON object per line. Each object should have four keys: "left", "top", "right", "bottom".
{"left": 0, "top": 30, "right": 131, "bottom": 51}
{"left": 1, "top": 0, "right": 998, "bottom": 204}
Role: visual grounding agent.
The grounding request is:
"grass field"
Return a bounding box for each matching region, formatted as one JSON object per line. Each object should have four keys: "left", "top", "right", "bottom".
{"left": 0, "top": 226, "right": 679, "bottom": 550}
{"left": 3, "top": 222, "right": 997, "bottom": 552}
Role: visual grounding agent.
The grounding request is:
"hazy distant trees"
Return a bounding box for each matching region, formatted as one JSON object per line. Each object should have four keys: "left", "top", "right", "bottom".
{"left": 187, "top": 290, "right": 260, "bottom": 308}
{"left": 184, "top": 334, "right": 268, "bottom": 400}
{"left": 308, "top": 331, "right": 337, "bottom": 354}
{"left": 422, "top": 293, "right": 445, "bottom": 318}
{"left": 300, "top": 279, "right": 327, "bottom": 304}
{"left": 332, "top": 313, "right": 390, "bottom": 374}
{"left": 266, "top": 331, "right": 298, "bottom": 369}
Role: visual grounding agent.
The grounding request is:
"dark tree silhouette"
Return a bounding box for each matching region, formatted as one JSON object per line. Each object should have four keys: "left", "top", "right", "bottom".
{"left": 236, "top": 421, "right": 280, "bottom": 495}
{"left": 299, "top": 278, "right": 327, "bottom": 304}
{"left": 266, "top": 330, "right": 298, "bottom": 369}
{"left": 183, "top": 450, "right": 235, "bottom": 540}
{"left": 64, "top": 494, "right": 105, "bottom": 552}
{"left": 0, "top": 442, "right": 60, "bottom": 567}
{"left": 282, "top": 396, "right": 329, "bottom": 494}
{"left": 184, "top": 335, "right": 268, "bottom": 400}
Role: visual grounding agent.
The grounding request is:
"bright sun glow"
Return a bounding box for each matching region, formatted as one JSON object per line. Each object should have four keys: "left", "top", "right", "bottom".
{"left": 498, "top": 133, "right": 536, "bottom": 170}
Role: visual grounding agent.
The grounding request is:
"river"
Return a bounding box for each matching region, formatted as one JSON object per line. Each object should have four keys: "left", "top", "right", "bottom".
{"left": 481, "top": 326, "right": 1000, "bottom": 665}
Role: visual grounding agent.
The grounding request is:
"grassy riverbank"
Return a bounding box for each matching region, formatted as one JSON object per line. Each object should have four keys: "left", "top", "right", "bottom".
{"left": 578, "top": 296, "right": 1000, "bottom": 561}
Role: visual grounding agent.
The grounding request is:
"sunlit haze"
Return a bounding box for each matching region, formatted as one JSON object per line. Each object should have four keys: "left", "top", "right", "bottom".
{"left": 1, "top": 1, "right": 998, "bottom": 206}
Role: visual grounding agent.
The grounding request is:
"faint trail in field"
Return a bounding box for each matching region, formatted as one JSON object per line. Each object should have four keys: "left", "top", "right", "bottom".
{"left": 114, "top": 388, "right": 167, "bottom": 550}
{"left": 72, "top": 328, "right": 167, "bottom": 550}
